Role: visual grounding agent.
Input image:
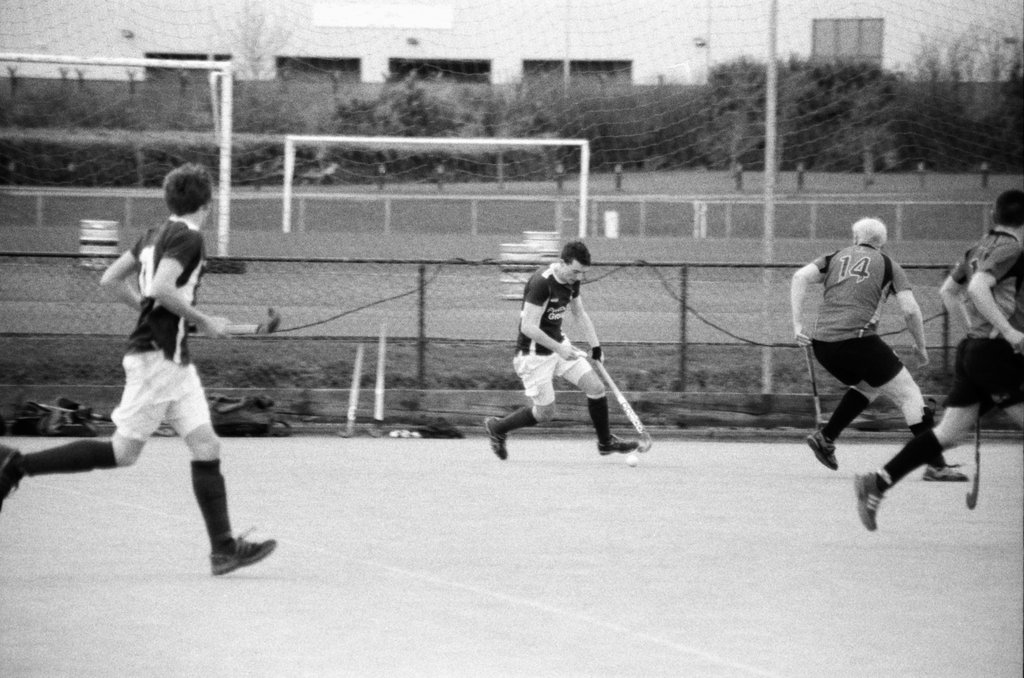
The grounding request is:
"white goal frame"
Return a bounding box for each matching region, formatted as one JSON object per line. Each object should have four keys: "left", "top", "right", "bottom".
{"left": 282, "top": 135, "right": 591, "bottom": 238}
{"left": 0, "top": 53, "right": 234, "bottom": 255}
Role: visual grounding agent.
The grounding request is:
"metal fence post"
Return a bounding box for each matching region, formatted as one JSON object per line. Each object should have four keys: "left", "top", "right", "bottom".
{"left": 678, "top": 264, "right": 688, "bottom": 392}
{"left": 418, "top": 264, "right": 427, "bottom": 389}
{"left": 942, "top": 305, "right": 950, "bottom": 376}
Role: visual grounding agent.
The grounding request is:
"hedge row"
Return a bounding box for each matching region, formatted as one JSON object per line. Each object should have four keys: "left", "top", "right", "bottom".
{"left": 1, "top": 58, "right": 1021, "bottom": 187}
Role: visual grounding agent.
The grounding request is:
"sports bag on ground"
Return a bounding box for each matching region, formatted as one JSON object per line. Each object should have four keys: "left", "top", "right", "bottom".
{"left": 10, "top": 399, "right": 99, "bottom": 437}
{"left": 208, "top": 394, "right": 290, "bottom": 437}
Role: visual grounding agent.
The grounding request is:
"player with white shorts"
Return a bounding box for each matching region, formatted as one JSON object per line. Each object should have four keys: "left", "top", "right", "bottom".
{"left": 483, "top": 239, "right": 639, "bottom": 460}
{"left": 0, "top": 163, "right": 276, "bottom": 576}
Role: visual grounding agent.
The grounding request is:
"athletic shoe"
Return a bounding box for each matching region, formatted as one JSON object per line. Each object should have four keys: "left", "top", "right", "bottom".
{"left": 922, "top": 465, "right": 968, "bottom": 482}
{"left": 598, "top": 435, "right": 640, "bottom": 455}
{"left": 211, "top": 535, "right": 277, "bottom": 576}
{"left": 806, "top": 429, "right": 838, "bottom": 470}
{"left": 0, "top": 444, "right": 25, "bottom": 515}
{"left": 854, "top": 472, "right": 884, "bottom": 531}
{"left": 483, "top": 417, "right": 507, "bottom": 460}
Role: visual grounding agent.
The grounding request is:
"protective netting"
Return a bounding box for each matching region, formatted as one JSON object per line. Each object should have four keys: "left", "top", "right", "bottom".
{"left": 0, "top": 254, "right": 957, "bottom": 393}
{"left": 1, "top": 0, "right": 1020, "bottom": 192}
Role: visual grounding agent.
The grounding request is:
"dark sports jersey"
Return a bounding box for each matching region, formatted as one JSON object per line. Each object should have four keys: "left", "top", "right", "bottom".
{"left": 811, "top": 243, "right": 909, "bottom": 342}
{"left": 515, "top": 263, "right": 580, "bottom": 355}
{"left": 950, "top": 229, "right": 1024, "bottom": 337}
{"left": 125, "top": 219, "right": 205, "bottom": 364}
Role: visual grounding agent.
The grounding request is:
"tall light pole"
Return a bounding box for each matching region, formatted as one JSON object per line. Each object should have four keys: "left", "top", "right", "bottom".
{"left": 761, "top": 0, "right": 779, "bottom": 393}
{"left": 563, "top": 0, "right": 571, "bottom": 91}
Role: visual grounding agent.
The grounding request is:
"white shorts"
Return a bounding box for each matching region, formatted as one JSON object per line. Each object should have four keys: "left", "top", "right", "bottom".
{"left": 111, "top": 351, "right": 211, "bottom": 441}
{"left": 513, "top": 343, "right": 591, "bottom": 407}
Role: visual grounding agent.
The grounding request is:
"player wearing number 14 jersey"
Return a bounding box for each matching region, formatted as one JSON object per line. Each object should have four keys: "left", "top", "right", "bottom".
{"left": 790, "top": 217, "right": 963, "bottom": 479}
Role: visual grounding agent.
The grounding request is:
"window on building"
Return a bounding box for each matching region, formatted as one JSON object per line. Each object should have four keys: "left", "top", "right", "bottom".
{"left": 811, "top": 18, "right": 884, "bottom": 64}
{"left": 570, "top": 60, "right": 632, "bottom": 84}
{"left": 388, "top": 58, "right": 491, "bottom": 83}
{"left": 523, "top": 60, "right": 632, "bottom": 84}
{"left": 276, "top": 57, "right": 361, "bottom": 82}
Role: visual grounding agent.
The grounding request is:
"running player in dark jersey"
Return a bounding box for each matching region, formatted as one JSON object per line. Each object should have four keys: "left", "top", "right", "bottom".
{"left": 790, "top": 217, "right": 964, "bottom": 479}
{"left": 483, "top": 240, "right": 639, "bottom": 459}
{"left": 855, "top": 190, "right": 1024, "bottom": 530}
{"left": 1, "top": 164, "right": 276, "bottom": 575}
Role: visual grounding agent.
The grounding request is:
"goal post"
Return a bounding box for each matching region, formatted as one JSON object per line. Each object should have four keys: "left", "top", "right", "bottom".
{"left": 281, "top": 135, "right": 590, "bottom": 238}
{"left": 0, "top": 53, "right": 234, "bottom": 256}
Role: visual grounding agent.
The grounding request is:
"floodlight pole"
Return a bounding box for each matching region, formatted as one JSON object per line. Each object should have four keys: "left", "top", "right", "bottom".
{"left": 761, "top": 0, "right": 779, "bottom": 394}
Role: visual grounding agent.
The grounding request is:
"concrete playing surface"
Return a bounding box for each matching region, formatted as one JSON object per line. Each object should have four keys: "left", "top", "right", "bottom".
{"left": 1, "top": 434, "right": 1021, "bottom": 677}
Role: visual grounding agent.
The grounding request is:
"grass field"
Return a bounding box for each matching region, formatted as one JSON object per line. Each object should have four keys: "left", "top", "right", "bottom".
{"left": 3, "top": 170, "right": 1021, "bottom": 257}
{"left": 1, "top": 434, "right": 1021, "bottom": 678}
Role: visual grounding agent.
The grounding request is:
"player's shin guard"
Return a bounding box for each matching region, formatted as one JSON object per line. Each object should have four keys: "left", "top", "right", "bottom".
{"left": 822, "top": 389, "right": 870, "bottom": 441}
{"left": 19, "top": 440, "right": 117, "bottom": 476}
{"left": 492, "top": 406, "right": 538, "bottom": 435}
{"left": 190, "top": 460, "right": 233, "bottom": 552}
{"left": 883, "top": 429, "right": 944, "bottom": 489}
{"left": 587, "top": 395, "right": 612, "bottom": 444}
{"left": 911, "top": 404, "right": 949, "bottom": 468}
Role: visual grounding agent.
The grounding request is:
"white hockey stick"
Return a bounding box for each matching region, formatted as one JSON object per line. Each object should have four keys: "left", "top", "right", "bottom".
{"left": 965, "top": 413, "right": 981, "bottom": 510}
{"left": 803, "top": 344, "right": 824, "bottom": 426}
{"left": 591, "top": 360, "right": 653, "bottom": 453}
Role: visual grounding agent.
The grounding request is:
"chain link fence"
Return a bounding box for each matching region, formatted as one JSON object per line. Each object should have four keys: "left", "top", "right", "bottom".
{"left": 0, "top": 253, "right": 956, "bottom": 394}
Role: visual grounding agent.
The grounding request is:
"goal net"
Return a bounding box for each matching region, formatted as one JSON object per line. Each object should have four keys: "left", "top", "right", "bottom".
{"left": 281, "top": 135, "right": 591, "bottom": 238}
{"left": 0, "top": 52, "right": 234, "bottom": 254}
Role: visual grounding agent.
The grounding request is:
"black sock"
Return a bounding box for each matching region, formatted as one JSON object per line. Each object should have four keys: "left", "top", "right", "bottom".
{"left": 587, "top": 396, "right": 612, "bottom": 444}
{"left": 492, "top": 406, "right": 538, "bottom": 435}
{"left": 909, "top": 421, "right": 931, "bottom": 437}
{"left": 908, "top": 420, "right": 947, "bottom": 467}
{"left": 822, "top": 389, "right": 870, "bottom": 441}
{"left": 884, "top": 430, "right": 944, "bottom": 488}
{"left": 20, "top": 440, "right": 117, "bottom": 476}
{"left": 190, "top": 460, "right": 234, "bottom": 552}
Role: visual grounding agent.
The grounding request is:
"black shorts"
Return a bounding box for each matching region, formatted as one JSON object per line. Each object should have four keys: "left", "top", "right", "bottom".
{"left": 812, "top": 336, "right": 903, "bottom": 388}
{"left": 946, "top": 338, "right": 1024, "bottom": 409}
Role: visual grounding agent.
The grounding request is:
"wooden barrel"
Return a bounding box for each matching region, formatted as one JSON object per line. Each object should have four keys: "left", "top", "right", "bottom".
{"left": 79, "top": 220, "right": 119, "bottom": 269}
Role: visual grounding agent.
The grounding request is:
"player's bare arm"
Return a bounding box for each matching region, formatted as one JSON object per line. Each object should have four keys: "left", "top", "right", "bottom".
{"left": 896, "top": 289, "right": 929, "bottom": 366}
{"left": 150, "top": 258, "right": 231, "bottom": 339}
{"left": 938, "top": 275, "right": 971, "bottom": 329}
{"left": 968, "top": 271, "right": 1024, "bottom": 350}
{"left": 100, "top": 250, "right": 144, "bottom": 310}
{"left": 790, "top": 263, "right": 821, "bottom": 343}
{"left": 569, "top": 296, "right": 600, "bottom": 357}
{"left": 520, "top": 301, "right": 573, "bottom": 358}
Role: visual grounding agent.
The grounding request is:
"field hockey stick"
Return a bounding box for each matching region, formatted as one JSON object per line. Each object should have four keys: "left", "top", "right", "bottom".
{"left": 192, "top": 308, "right": 282, "bottom": 336}
{"left": 227, "top": 308, "right": 282, "bottom": 336}
{"left": 802, "top": 344, "right": 823, "bottom": 426}
{"left": 590, "top": 359, "right": 653, "bottom": 453}
{"left": 966, "top": 412, "right": 981, "bottom": 510}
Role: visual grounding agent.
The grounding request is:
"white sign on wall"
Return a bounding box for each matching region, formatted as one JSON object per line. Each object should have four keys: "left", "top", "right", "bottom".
{"left": 313, "top": 3, "right": 454, "bottom": 30}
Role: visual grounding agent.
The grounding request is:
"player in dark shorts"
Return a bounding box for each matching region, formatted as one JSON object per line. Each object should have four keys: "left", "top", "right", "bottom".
{"left": 0, "top": 164, "right": 276, "bottom": 575}
{"left": 483, "top": 239, "right": 639, "bottom": 460}
{"left": 855, "top": 189, "right": 1024, "bottom": 530}
{"left": 791, "top": 217, "right": 963, "bottom": 478}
